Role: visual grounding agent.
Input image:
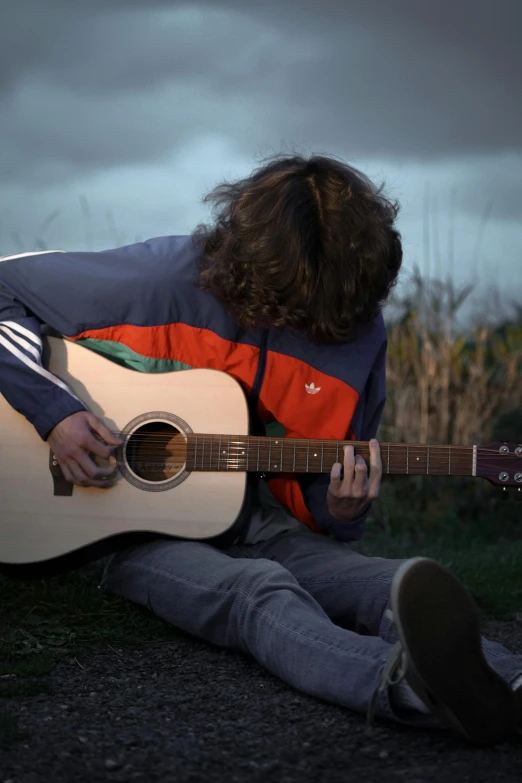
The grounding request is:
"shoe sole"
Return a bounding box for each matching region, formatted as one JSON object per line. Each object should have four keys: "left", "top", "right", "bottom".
{"left": 390, "top": 557, "right": 517, "bottom": 744}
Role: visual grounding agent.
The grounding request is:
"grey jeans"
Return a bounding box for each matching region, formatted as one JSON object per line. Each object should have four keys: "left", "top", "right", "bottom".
{"left": 99, "top": 524, "right": 522, "bottom": 730}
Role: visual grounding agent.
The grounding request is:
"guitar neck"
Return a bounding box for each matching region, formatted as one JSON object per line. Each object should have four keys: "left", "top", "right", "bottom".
{"left": 185, "top": 435, "right": 477, "bottom": 477}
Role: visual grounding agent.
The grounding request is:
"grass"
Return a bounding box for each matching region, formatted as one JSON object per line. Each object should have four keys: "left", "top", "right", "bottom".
{"left": 0, "top": 564, "right": 178, "bottom": 676}
{"left": 382, "top": 270, "right": 522, "bottom": 448}
{"left": 355, "top": 531, "right": 522, "bottom": 616}
{"left": 0, "top": 561, "right": 179, "bottom": 748}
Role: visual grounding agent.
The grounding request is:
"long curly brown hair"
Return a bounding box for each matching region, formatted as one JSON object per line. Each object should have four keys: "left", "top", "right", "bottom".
{"left": 191, "top": 153, "right": 402, "bottom": 344}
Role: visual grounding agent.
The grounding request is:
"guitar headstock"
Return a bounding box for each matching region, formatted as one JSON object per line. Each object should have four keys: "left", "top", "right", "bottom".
{"left": 477, "top": 443, "right": 522, "bottom": 495}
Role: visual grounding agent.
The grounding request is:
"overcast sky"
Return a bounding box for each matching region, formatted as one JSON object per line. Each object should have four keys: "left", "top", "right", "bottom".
{"left": 1, "top": 0, "right": 521, "bottom": 317}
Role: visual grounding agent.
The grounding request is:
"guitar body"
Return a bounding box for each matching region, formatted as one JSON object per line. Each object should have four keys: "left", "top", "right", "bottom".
{"left": 3, "top": 338, "right": 519, "bottom": 575}
{"left": 0, "top": 337, "right": 249, "bottom": 566}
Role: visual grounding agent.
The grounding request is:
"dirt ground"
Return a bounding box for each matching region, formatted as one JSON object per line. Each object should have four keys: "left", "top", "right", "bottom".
{"left": 1, "top": 617, "right": 522, "bottom": 783}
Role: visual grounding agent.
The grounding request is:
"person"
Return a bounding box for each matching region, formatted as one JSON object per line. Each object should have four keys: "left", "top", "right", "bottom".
{"left": 0, "top": 154, "right": 520, "bottom": 744}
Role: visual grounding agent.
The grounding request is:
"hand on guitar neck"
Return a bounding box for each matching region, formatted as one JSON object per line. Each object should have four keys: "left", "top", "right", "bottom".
{"left": 47, "top": 411, "right": 123, "bottom": 489}
{"left": 326, "top": 439, "right": 382, "bottom": 523}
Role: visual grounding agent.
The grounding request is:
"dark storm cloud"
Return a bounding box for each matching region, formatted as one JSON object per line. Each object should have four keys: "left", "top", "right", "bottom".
{"left": 1, "top": 1, "right": 253, "bottom": 97}
{"left": 0, "top": 0, "right": 521, "bottom": 227}
{"left": 1, "top": 0, "right": 322, "bottom": 185}
{"left": 215, "top": 0, "right": 522, "bottom": 158}
{"left": 2, "top": 0, "right": 521, "bottom": 149}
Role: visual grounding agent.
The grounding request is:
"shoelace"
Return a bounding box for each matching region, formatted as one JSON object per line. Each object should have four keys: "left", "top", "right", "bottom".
{"left": 366, "top": 639, "right": 408, "bottom": 727}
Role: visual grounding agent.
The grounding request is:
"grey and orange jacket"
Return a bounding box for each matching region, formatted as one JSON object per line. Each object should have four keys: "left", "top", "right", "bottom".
{"left": 0, "top": 234, "right": 387, "bottom": 542}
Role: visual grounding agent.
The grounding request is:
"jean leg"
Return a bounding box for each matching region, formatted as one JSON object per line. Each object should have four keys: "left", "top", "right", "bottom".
{"left": 100, "top": 536, "right": 441, "bottom": 727}
{"left": 224, "top": 529, "right": 522, "bottom": 686}
{"left": 225, "top": 529, "right": 404, "bottom": 639}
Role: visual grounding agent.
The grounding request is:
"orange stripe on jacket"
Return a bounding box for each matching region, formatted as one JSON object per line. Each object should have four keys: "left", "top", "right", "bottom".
{"left": 69, "top": 322, "right": 260, "bottom": 392}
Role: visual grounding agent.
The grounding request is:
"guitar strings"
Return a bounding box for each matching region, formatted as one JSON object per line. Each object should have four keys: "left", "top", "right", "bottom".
{"left": 85, "top": 456, "right": 517, "bottom": 476}
{"left": 91, "top": 450, "right": 513, "bottom": 469}
{"left": 92, "top": 431, "right": 516, "bottom": 457}
{"left": 100, "top": 430, "right": 511, "bottom": 451}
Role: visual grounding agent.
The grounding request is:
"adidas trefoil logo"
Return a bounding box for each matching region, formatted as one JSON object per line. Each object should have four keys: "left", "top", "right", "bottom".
{"left": 305, "top": 382, "right": 321, "bottom": 395}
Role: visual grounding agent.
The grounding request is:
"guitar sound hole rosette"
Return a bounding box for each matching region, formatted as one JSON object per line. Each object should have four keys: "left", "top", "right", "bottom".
{"left": 117, "top": 412, "right": 192, "bottom": 493}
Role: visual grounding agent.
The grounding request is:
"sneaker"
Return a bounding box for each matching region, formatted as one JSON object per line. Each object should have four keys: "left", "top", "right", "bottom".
{"left": 516, "top": 684, "right": 522, "bottom": 736}
{"left": 369, "top": 557, "right": 518, "bottom": 744}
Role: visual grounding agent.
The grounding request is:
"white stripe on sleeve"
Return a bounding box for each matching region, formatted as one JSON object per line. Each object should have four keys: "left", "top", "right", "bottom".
{"left": 0, "top": 320, "right": 42, "bottom": 348}
{"left": 0, "top": 333, "right": 81, "bottom": 402}
{"left": 0, "top": 250, "right": 64, "bottom": 262}
{"left": 0, "top": 325, "right": 41, "bottom": 363}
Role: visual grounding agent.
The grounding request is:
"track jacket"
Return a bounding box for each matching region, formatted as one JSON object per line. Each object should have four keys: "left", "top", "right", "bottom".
{"left": 0, "top": 235, "right": 387, "bottom": 543}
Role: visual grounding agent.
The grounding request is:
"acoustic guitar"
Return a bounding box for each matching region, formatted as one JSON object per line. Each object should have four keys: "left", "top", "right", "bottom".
{"left": 1, "top": 337, "right": 520, "bottom": 568}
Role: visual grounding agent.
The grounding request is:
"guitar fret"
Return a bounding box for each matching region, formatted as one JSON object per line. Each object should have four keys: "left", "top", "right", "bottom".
{"left": 188, "top": 436, "right": 475, "bottom": 479}
{"left": 272, "top": 440, "right": 278, "bottom": 471}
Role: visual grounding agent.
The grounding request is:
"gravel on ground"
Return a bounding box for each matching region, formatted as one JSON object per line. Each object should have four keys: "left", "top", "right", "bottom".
{"left": 1, "top": 617, "right": 522, "bottom": 783}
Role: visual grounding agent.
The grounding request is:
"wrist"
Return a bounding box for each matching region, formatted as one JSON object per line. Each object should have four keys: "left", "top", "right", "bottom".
{"left": 329, "top": 501, "right": 372, "bottom": 524}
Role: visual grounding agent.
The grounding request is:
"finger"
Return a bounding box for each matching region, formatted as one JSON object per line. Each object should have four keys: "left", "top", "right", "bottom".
{"left": 67, "top": 459, "right": 94, "bottom": 487}
{"left": 342, "top": 444, "right": 355, "bottom": 493}
{"left": 82, "top": 430, "right": 118, "bottom": 460}
{"left": 352, "top": 454, "right": 369, "bottom": 497}
{"left": 330, "top": 461, "right": 343, "bottom": 495}
{"left": 74, "top": 450, "right": 118, "bottom": 486}
{"left": 87, "top": 413, "right": 124, "bottom": 447}
{"left": 367, "top": 439, "right": 383, "bottom": 500}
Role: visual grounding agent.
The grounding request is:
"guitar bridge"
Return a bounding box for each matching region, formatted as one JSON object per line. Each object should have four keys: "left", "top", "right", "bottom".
{"left": 49, "top": 450, "right": 73, "bottom": 496}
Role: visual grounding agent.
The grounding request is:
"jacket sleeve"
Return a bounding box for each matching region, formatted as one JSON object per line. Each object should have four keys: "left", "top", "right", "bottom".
{"left": 297, "top": 333, "right": 387, "bottom": 542}
{"left": 0, "top": 238, "right": 179, "bottom": 440}
{"left": 0, "top": 255, "right": 88, "bottom": 440}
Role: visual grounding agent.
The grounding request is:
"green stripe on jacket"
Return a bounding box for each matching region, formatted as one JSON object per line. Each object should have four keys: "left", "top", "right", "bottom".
{"left": 72, "top": 337, "right": 192, "bottom": 373}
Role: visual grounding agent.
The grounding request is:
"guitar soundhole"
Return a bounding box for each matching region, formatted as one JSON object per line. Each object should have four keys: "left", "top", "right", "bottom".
{"left": 126, "top": 421, "right": 187, "bottom": 483}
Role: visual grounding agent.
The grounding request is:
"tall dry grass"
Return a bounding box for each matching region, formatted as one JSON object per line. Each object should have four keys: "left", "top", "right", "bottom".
{"left": 382, "top": 270, "right": 522, "bottom": 447}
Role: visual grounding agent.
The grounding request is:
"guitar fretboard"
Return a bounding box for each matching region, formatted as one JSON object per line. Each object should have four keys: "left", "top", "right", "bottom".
{"left": 185, "top": 435, "right": 475, "bottom": 476}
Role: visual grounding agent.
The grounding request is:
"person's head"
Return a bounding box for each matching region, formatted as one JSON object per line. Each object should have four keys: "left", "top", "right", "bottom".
{"left": 191, "top": 152, "right": 402, "bottom": 345}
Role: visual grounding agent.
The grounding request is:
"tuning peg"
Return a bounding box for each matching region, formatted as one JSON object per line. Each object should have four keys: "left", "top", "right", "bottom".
{"left": 501, "top": 487, "right": 509, "bottom": 501}
{"left": 514, "top": 488, "right": 522, "bottom": 501}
